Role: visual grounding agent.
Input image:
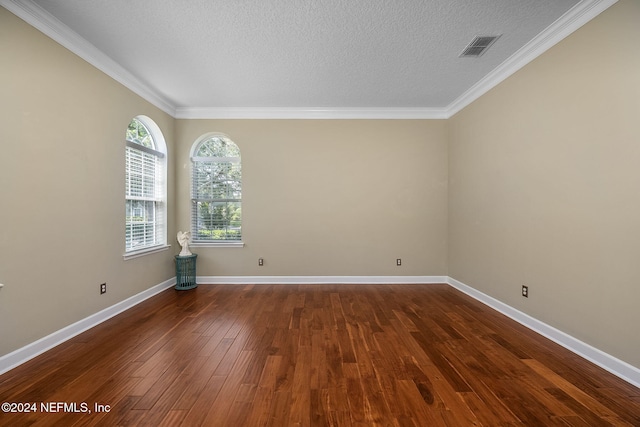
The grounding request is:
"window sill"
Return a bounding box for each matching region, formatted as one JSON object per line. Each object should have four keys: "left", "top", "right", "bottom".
{"left": 191, "top": 241, "right": 245, "bottom": 248}
{"left": 123, "top": 244, "right": 171, "bottom": 260}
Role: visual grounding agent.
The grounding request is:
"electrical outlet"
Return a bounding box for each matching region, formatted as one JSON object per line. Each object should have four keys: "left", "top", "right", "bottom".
{"left": 522, "top": 285, "right": 528, "bottom": 298}
{"left": 100, "top": 283, "right": 107, "bottom": 294}
{"left": 258, "top": 258, "right": 264, "bottom": 266}
{"left": 396, "top": 258, "right": 402, "bottom": 266}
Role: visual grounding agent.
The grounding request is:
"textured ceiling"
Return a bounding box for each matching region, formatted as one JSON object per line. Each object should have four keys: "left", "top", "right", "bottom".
{"left": 5, "top": 0, "right": 614, "bottom": 117}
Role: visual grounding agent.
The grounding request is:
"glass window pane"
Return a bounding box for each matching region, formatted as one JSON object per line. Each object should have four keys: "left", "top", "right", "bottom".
{"left": 191, "top": 135, "right": 242, "bottom": 242}
{"left": 125, "top": 117, "right": 165, "bottom": 253}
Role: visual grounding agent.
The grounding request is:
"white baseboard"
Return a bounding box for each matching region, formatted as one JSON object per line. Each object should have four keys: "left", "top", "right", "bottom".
{"left": 447, "top": 277, "right": 640, "bottom": 389}
{"left": 196, "top": 275, "right": 448, "bottom": 285}
{"left": 0, "top": 277, "right": 175, "bottom": 376}
{"left": 2, "top": 274, "right": 639, "bottom": 390}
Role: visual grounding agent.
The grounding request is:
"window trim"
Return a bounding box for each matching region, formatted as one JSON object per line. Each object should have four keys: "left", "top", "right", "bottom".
{"left": 190, "top": 241, "right": 245, "bottom": 248}
{"left": 124, "top": 115, "right": 168, "bottom": 259}
{"left": 190, "top": 132, "right": 243, "bottom": 244}
{"left": 122, "top": 244, "right": 171, "bottom": 260}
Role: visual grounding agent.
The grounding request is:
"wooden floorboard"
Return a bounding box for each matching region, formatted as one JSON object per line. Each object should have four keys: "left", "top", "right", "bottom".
{"left": 0, "top": 284, "right": 639, "bottom": 426}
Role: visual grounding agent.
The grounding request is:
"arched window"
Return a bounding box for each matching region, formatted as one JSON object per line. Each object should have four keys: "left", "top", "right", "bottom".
{"left": 191, "top": 134, "right": 242, "bottom": 242}
{"left": 125, "top": 116, "right": 167, "bottom": 254}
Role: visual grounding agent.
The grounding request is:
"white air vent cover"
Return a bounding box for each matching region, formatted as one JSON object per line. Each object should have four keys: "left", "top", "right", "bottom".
{"left": 459, "top": 35, "right": 501, "bottom": 57}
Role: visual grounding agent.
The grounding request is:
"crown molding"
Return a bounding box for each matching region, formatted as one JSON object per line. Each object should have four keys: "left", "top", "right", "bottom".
{"left": 1, "top": 0, "right": 177, "bottom": 117}
{"left": 3, "top": 0, "right": 616, "bottom": 120}
{"left": 445, "top": 0, "right": 618, "bottom": 118}
{"left": 174, "top": 107, "right": 449, "bottom": 120}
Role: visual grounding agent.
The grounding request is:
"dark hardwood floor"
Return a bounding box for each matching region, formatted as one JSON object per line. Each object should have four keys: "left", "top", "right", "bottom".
{"left": 0, "top": 284, "right": 639, "bottom": 426}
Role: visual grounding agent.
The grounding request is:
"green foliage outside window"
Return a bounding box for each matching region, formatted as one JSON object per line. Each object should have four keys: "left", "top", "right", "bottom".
{"left": 192, "top": 135, "right": 242, "bottom": 241}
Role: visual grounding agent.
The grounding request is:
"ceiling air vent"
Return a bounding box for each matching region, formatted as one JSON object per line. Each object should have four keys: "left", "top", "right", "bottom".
{"left": 459, "top": 35, "right": 501, "bottom": 57}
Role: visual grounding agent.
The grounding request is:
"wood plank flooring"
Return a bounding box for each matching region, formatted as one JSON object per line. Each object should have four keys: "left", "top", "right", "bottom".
{"left": 0, "top": 284, "right": 639, "bottom": 426}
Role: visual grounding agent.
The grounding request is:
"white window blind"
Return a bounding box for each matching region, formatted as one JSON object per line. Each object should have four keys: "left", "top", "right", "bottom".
{"left": 191, "top": 135, "right": 242, "bottom": 241}
{"left": 125, "top": 118, "right": 166, "bottom": 252}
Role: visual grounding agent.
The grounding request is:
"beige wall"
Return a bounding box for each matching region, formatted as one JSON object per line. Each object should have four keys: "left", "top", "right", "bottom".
{"left": 3, "top": 0, "right": 639, "bottom": 376}
{"left": 0, "top": 7, "right": 448, "bottom": 359}
{"left": 0, "top": 9, "right": 176, "bottom": 356}
{"left": 175, "top": 119, "right": 448, "bottom": 276}
{"left": 448, "top": 0, "right": 640, "bottom": 367}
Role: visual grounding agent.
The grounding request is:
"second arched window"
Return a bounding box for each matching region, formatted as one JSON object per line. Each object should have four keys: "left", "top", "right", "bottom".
{"left": 191, "top": 134, "right": 242, "bottom": 242}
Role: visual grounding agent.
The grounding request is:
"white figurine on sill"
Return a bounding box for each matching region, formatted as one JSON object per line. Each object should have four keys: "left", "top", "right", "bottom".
{"left": 177, "top": 231, "right": 192, "bottom": 256}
